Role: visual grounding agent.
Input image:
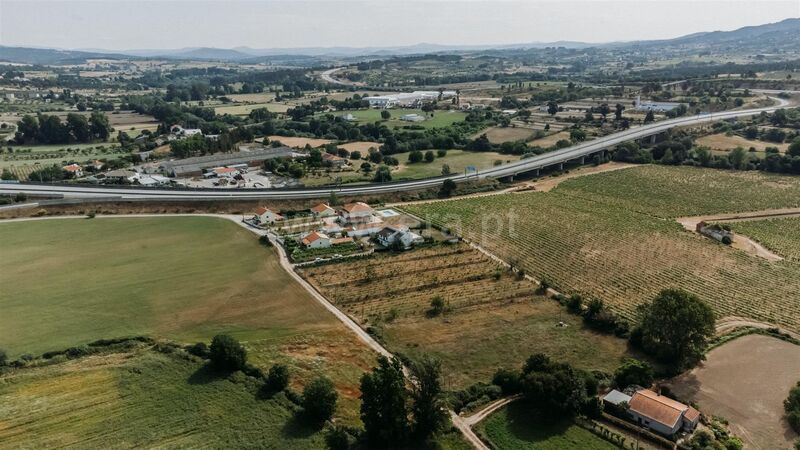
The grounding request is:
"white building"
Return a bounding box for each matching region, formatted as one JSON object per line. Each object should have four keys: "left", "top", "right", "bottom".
{"left": 375, "top": 226, "right": 424, "bottom": 249}
{"left": 627, "top": 389, "right": 700, "bottom": 436}
{"left": 254, "top": 206, "right": 284, "bottom": 224}
{"left": 634, "top": 95, "right": 680, "bottom": 112}
{"left": 363, "top": 91, "right": 457, "bottom": 108}
{"left": 301, "top": 231, "right": 331, "bottom": 249}
{"left": 339, "top": 202, "right": 375, "bottom": 223}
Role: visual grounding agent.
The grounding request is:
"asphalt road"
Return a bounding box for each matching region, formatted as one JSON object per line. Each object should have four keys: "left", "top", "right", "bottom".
{"left": 0, "top": 96, "right": 791, "bottom": 200}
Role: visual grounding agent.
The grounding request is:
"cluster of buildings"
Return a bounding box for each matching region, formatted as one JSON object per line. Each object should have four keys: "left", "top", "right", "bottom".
{"left": 602, "top": 388, "right": 700, "bottom": 437}
{"left": 253, "top": 201, "right": 423, "bottom": 252}
{"left": 159, "top": 146, "right": 296, "bottom": 178}
{"left": 364, "top": 90, "right": 457, "bottom": 108}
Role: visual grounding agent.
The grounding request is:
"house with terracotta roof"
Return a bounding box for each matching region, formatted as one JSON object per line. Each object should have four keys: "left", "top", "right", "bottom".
{"left": 322, "top": 152, "right": 347, "bottom": 168}
{"left": 254, "top": 206, "right": 284, "bottom": 224}
{"left": 62, "top": 164, "right": 83, "bottom": 178}
{"left": 311, "top": 203, "right": 337, "bottom": 218}
{"left": 339, "top": 202, "right": 374, "bottom": 223}
{"left": 301, "top": 231, "right": 331, "bottom": 249}
{"left": 627, "top": 389, "right": 700, "bottom": 436}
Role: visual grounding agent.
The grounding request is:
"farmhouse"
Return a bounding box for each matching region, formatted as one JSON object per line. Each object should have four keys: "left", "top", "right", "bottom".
{"left": 311, "top": 203, "right": 337, "bottom": 218}
{"left": 62, "top": 164, "right": 83, "bottom": 178}
{"left": 627, "top": 389, "right": 700, "bottom": 436}
{"left": 323, "top": 152, "right": 348, "bottom": 168}
{"left": 301, "top": 231, "right": 331, "bottom": 249}
{"left": 136, "top": 174, "right": 171, "bottom": 186}
{"left": 634, "top": 95, "right": 680, "bottom": 112}
{"left": 160, "top": 146, "right": 294, "bottom": 177}
{"left": 339, "top": 202, "right": 374, "bottom": 223}
{"left": 376, "top": 226, "right": 424, "bottom": 249}
{"left": 100, "top": 169, "right": 138, "bottom": 183}
{"left": 254, "top": 206, "right": 284, "bottom": 224}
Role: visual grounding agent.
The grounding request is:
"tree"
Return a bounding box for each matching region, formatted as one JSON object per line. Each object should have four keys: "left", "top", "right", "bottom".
{"left": 16, "top": 115, "right": 38, "bottom": 143}
{"left": 633, "top": 289, "right": 715, "bottom": 371}
{"left": 360, "top": 356, "right": 409, "bottom": 447}
{"left": 350, "top": 150, "right": 362, "bottom": 160}
{"left": 89, "top": 111, "right": 111, "bottom": 141}
{"left": 373, "top": 165, "right": 392, "bottom": 182}
{"left": 408, "top": 150, "right": 423, "bottom": 163}
{"left": 424, "top": 150, "right": 435, "bottom": 163}
{"left": 410, "top": 356, "right": 448, "bottom": 439}
{"left": 381, "top": 110, "right": 391, "bottom": 120}
{"left": 441, "top": 164, "right": 451, "bottom": 176}
{"left": 598, "top": 103, "right": 610, "bottom": 120}
{"left": 788, "top": 137, "right": 800, "bottom": 158}
{"left": 570, "top": 128, "right": 586, "bottom": 142}
{"left": 644, "top": 110, "right": 655, "bottom": 124}
{"left": 66, "top": 113, "right": 91, "bottom": 142}
{"left": 266, "top": 364, "right": 290, "bottom": 392}
{"left": 547, "top": 101, "right": 558, "bottom": 116}
{"left": 302, "top": 376, "right": 338, "bottom": 424}
{"left": 584, "top": 109, "right": 594, "bottom": 122}
{"left": 437, "top": 149, "right": 447, "bottom": 158}
{"left": 0, "top": 348, "right": 7, "bottom": 366}
{"left": 784, "top": 381, "right": 800, "bottom": 433}
{"left": 427, "top": 296, "right": 446, "bottom": 316}
{"left": 288, "top": 163, "right": 305, "bottom": 178}
{"left": 209, "top": 334, "right": 247, "bottom": 372}
{"left": 1, "top": 169, "right": 17, "bottom": 180}
{"left": 520, "top": 353, "right": 588, "bottom": 420}
{"left": 439, "top": 179, "right": 456, "bottom": 197}
{"left": 613, "top": 358, "right": 654, "bottom": 388}
{"left": 614, "top": 103, "right": 625, "bottom": 120}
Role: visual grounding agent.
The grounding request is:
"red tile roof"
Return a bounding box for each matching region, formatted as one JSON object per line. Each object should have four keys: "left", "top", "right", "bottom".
{"left": 311, "top": 203, "right": 333, "bottom": 213}
{"left": 629, "top": 390, "right": 689, "bottom": 429}
{"left": 341, "top": 202, "right": 372, "bottom": 213}
{"left": 62, "top": 164, "right": 82, "bottom": 172}
{"left": 302, "top": 231, "right": 329, "bottom": 246}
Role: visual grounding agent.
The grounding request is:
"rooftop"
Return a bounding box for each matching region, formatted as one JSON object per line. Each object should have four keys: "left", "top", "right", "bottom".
{"left": 629, "top": 389, "right": 689, "bottom": 429}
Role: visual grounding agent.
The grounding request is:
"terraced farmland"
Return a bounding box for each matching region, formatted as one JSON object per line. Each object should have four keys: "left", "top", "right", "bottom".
{"left": 730, "top": 217, "right": 800, "bottom": 262}
{"left": 403, "top": 166, "right": 800, "bottom": 332}
{"left": 300, "top": 243, "right": 535, "bottom": 319}
{"left": 300, "top": 244, "right": 638, "bottom": 388}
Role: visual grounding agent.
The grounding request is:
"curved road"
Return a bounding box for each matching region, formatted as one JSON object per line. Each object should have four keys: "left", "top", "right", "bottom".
{"left": 0, "top": 97, "right": 791, "bottom": 200}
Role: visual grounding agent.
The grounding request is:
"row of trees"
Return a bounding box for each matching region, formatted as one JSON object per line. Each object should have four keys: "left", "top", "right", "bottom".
{"left": 15, "top": 112, "right": 110, "bottom": 145}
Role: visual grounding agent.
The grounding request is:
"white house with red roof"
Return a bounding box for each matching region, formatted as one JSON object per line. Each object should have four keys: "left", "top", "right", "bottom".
{"left": 311, "top": 203, "right": 336, "bottom": 218}
{"left": 301, "top": 231, "right": 331, "bottom": 249}
{"left": 254, "top": 206, "right": 284, "bottom": 224}
{"left": 339, "top": 202, "right": 374, "bottom": 223}
{"left": 62, "top": 163, "right": 83, "bottom": 178}
{"left": 625, "top": 389, "right": 700, "bottom": 436}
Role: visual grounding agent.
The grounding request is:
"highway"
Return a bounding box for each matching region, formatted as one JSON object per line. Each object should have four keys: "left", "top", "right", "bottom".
{"left": 0, "top": 96, "right": 791, "bottom": 201}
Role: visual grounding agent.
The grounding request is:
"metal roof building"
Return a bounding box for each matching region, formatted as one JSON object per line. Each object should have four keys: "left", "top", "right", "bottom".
{"left": 160, "top": 146, "right": 297, "bottom": 177}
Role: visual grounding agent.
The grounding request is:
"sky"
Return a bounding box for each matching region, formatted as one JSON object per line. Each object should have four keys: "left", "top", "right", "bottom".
{"left": 0, "top": 0, "right": 798, "bottom": 50}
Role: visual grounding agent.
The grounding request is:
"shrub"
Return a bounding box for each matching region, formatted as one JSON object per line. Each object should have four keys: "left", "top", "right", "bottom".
{"left": 613, "top": 358, "right": 654, "bottom": 389}
{"left": 567, "top": 294, "right": 583, "bottom": 313}
{"left": 258, "top": 235, "right": 272, "bottom": 246}
{"left": 302, "top": 376, "right": 338, "bottom": 424}
{"left": 492, "top": 368, "right": 522, "bottom": 395}
{"left": 325, "top": 425, "right": 360, "bottom": 450}
{"left": 0, "top": 348, "right": 7, "bottom": 366}
{"left": 427, "top": 296, "right": 446, "bottom": 317}
{"left": 786, "top": 381, "right": 800, "bottom": 433}
{"left": 266, "top": 364, "right": 290, "bottom": 392}
{"left": 209, "top": 334, "right": 247, "bottom": 372}
{"left": 187, "top": 342, "right": 210, "bottom": 358}
{"left": 437, "top": 149, "right": 447, "bottom": 157}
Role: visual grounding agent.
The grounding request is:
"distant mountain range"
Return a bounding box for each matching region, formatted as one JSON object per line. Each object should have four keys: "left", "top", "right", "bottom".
{"left": 1, "top": 18, "right": 798, "bottom": 65}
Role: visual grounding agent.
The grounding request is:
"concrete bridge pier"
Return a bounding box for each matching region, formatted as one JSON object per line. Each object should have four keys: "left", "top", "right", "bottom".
{"left": 558, "top": 163, "right": 564, "bottom": 171}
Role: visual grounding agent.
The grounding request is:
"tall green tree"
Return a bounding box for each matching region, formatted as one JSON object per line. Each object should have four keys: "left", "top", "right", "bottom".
{"left": 66, "top": 113, "right": 91, "bottom": 142}
{"left": 360, "top": 356, "right": 409, "bottom": 448}
{"left": 209, "top": 334, "right": 247, "bottom": 372}
{"left": 410, "top": 356, "right": 448, "bottom": 439}
{"left": 302, "top": 376, "right": 338, "bottom": 424}
{"left": 634, "top": 289, "right": 715, "bottom": 371}
{"left": 89, "top": 111, "right": 111, "bottom": 141}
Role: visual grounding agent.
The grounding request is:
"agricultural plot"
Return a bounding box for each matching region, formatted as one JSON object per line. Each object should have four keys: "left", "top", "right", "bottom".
{"left": 300, "top": 244, "right": 637, "bottom": 388}
{"left": 1, "top": 142, "right": 127, "bottom": 179}
{"left": 331, "top": 108, "right": 467, "bottom": 129}
{"left": 0, "top": 216, "right": 375, "bottom": 422}
{"left": 393, "top": 150, "right": 521, "bottom": 180}
{"left": 696, "top": 132, "right": 789, "bottom": 153}
{"left": 729, "top": 216, "right": 800, "bottom": 262}
{"left": 476, "top": 402, "right": 617, "bottom": 450}
{"left": 403, "top": 166, "right": 800, "bottom": 332}
{"left": 0, "top": 348, "right": 327, "bottom": 449}
{"left": 479, "top": 126, "right": 536, "bottom": 144}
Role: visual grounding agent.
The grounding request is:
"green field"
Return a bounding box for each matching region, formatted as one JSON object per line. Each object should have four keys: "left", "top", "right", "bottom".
{"left": 1, "top": 142, "right": 126, "bottom": 179}
{"left": 394, "top": 150, "right": 521, "bottom": 179}
{"left": 215, "top": 102, "right": 291, "bottom": 115}
{"left": 730, "top": 217, "right": 800, "bottom": 262}
{"left": 476, "top": 402, "right": 617, "bottom": 450}
{"left": 0, "top": 347, "right": 326, "bottom": 449}
{"left": 332, "top": 108, "right": 467, "bottom": 129}
{"left": 403, "top": 165, "right": 800, "bottom": 331}
{"left": 0, "top": 216, "right": 375, "bottom": 423}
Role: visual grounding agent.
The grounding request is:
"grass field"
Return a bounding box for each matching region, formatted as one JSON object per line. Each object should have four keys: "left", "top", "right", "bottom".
{"left": 403, "top": 165, "right": 800, "bottom": 331}
{"left": 300, "top": 244, "right": 637, "bottom": 388}
{"left": 394, "top": 150, "right": 521, "bottom": 179}
{"left": 729, "top": 216, "right": 800, "bottom": 262}
{"left": 527, "top": 131, "right": 571, "bottom": 148}
{"left": 696, "top": 132, "right": 789, "bottom": 153}
{"left": 0, "top": 216, "right": 375, "bottom": 423}
{"left": 479, "top": 126, "right": 536, "bottom": 144}
{"left": 215, "top": 102, "right": 292, "bottom": 115}
{"left": 0, "top": 347, "right": 328, "bottom": 449}
{"left": 476, "top": 402, "right": 617, "bottom": 450}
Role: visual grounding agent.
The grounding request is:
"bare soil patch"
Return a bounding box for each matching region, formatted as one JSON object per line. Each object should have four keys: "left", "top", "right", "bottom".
{"left": 527, "top": 131, "right": 570, "bottom": 148}
{"left": 478, "top": 126, "right": 536, "bottom": 144}
{"left": 697, "top": 133, "right": 789, "bottom": 153}
{"left": 668, "top": 334, "right": 800, "bottom": 450}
